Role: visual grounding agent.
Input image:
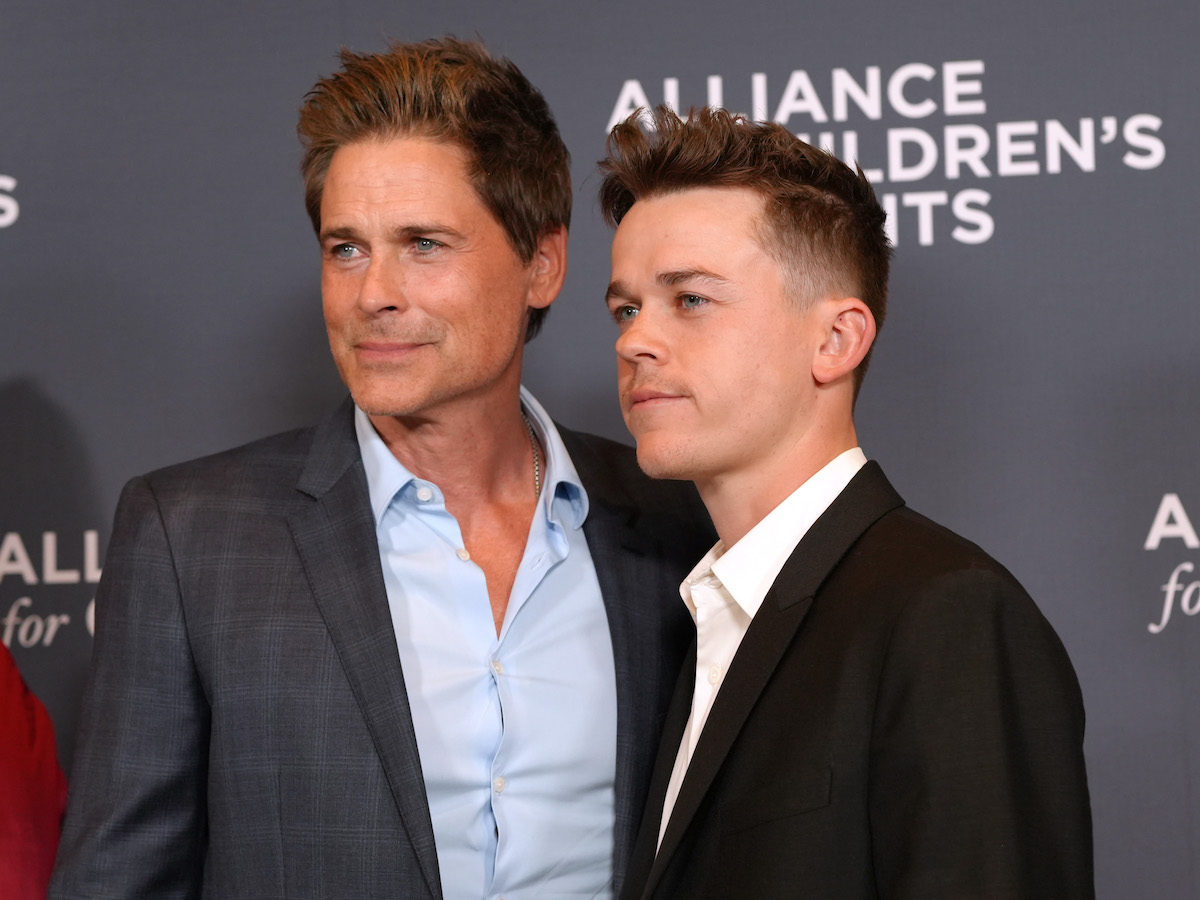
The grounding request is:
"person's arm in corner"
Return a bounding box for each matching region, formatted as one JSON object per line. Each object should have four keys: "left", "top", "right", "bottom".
{"left": 0, "top": 641, "right": 68, "bottom": 900}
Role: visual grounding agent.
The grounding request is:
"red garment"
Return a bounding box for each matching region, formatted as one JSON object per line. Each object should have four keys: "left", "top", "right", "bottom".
{"left": 0, "top": 643, "right": 67, "bottom": 899}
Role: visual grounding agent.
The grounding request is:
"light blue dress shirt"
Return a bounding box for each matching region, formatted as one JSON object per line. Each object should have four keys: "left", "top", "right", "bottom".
{"left": 355, "top": 388, "right": 617, "bottom": 900}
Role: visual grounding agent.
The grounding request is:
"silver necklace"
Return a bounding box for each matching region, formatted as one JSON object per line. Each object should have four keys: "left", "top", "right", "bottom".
{"left": 522, "top": 414, "right": 542, "bottom": 498}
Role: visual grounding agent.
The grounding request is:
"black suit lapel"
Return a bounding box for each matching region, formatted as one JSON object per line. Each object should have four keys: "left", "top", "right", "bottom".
{"left": 645, "top": 596, "right": 815, "bottom": 892}
{"left": 622, "top": 639, "right": 696, "bottom": 898}
{"left": 644, "top": 462, "right": 904, "bottom": 897}
{"left": 288, "top": 399, "right": 442, "bottom": 899}
{"left": 562, "top": 428, "right": 707, "bottom": 898}
{"left": 584, "top": 495, "right": 663, "bottom": 894}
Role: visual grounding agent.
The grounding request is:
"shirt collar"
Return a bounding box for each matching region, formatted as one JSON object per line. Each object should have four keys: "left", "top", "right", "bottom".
{"left": 519, "top": 386, "right": 589, "bottom": 528}
{"left": 690, "top": 447, "right": 867, "bottom": 620}
{"left": 354, "top": 386, "right": 589, "bottom": 529}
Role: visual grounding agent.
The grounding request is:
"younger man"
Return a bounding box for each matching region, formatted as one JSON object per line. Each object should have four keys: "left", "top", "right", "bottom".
{"left": 601, "top": 107, "right": 1093, "bottom": 899}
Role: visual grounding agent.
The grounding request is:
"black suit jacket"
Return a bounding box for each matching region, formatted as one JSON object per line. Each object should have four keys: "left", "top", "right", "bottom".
{"left": 50, "top": 399, "right": 714, "bottom": 899}
{"left": 625, "top": 462, "right": 1093, "bottom": 899}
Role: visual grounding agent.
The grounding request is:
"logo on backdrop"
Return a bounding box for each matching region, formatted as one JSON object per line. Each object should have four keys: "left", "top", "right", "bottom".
{"left": 0, "top": 175, "right": 18, "bottom": 228}
{"left": 1145, "top": 494, "right": 1198, "bottom": 634}
{"left": 0, "top": 531, "right": 101, "bottom": 649}
{"left": 607, "top": 60, "right": 1164, "bottom": 248}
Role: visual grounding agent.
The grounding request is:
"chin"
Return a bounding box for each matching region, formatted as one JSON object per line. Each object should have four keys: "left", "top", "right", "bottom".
{"left": 633, "top": 437, "right": 699, "bottom": 482}
{"left": 348, "top": 383, "right": 424, "bottom": 419}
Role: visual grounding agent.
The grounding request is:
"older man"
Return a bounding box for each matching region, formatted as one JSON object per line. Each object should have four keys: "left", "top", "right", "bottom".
{"left": 50, "top": 41, "right": 711, "bottom": 900}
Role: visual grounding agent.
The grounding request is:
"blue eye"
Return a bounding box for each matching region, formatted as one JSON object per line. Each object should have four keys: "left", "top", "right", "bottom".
{"left": 680, "top": 294, "right": 707, "bottom": 309}
{"left": 328, "top": 244, "right": 364, "bottom": 262}
{"left": 413, "top": 238, "right": 441, "bottom": 254}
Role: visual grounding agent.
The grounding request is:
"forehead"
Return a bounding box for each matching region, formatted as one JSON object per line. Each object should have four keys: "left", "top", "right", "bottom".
{"left": 321, "top": 136, "right": 479, "bottom": 212}
{"left": 611, "top": 186, "right": 773, "bottom": 270}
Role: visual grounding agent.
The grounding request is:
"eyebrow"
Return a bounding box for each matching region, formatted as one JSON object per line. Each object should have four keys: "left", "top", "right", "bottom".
{"left": 319, "top": 222, "right": 463, "bottom": 244}
{"left": 319, "top": 225, "right": 361, "bottom": 245}
{"left": 606, "top": 267, "right": 732, "bottom": 303}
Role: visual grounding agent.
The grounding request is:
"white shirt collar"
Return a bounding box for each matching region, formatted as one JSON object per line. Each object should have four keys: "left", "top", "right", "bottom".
{"left": 682, "top": 447, "right": 867, "bottom": 620}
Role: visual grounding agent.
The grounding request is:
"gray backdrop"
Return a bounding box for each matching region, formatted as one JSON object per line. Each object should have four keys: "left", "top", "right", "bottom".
{"left": 2, "top": 2, "right": 1196, "bottom": 896}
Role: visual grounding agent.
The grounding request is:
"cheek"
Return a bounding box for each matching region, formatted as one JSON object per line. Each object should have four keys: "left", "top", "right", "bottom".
{"left": 321, "top": 273, "right": 358, "bottom": 322}
{"left": 616, "top": 356, "right": 635, "bottom": 382}
{"left": 323, "top": 306, "right": 359, "bottom": 345}
{"left": 321, "top": 299, "right": 344, "bottom": 334}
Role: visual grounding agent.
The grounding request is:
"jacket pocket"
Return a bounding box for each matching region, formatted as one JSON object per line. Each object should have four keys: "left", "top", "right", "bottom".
{"left": 721, "top": 764, "right": 833, "bottom": 834}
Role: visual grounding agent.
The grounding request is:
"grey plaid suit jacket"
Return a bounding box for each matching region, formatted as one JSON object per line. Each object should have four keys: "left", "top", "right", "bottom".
{"left": 50, "top": 398, "right": 713, "bottom": 899}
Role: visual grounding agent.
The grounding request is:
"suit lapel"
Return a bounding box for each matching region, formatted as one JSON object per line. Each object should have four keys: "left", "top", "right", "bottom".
{"left": 646, "top": 596, "right": 814, "bottom": 890}
{"left": 623, "top": 639, "right": 697, "bottom": 896}
{"left": 584, "top": 496, "right": 660, "bottom": 894}
{"left": 561, "top": 428, "right": 703, "bottom": 898}
{"left": 644, "top": 462, "right": 904, "bottom": 896}
{"left": 288, "top": 399, "right": 441, "bottom": 899}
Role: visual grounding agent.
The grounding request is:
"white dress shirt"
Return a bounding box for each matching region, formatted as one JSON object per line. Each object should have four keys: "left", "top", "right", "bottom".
{"left": 657, "top": 448, "right": 867, "bottom": 848}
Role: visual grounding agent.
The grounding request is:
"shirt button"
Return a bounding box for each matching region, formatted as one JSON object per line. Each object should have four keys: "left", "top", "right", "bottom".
{"left": 493, "top": 776, "right": 506, "bottom": 793}
{"left": 456, "top": 548, "right": 471, "bottom": 561}
{"left": 707, "top": 665, "right": 722, "bottom": 685}
{"left": 416, "top": 486, "right": 433, "bottom": 502}
{"left": 492, "top": 659, "right": 503, "bottom": 675}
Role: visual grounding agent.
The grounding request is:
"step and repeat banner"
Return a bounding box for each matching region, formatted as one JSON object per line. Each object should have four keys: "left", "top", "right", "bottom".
{"left": 2, "top": 2, "right": 1196, "bottom": 896}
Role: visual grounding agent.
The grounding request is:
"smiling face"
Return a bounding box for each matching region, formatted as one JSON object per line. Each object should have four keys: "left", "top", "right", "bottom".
{"left": 607, "top": 186, "right": 833, "bottom": 494}
{"left": 320, "top": 136, "right": 560, "bottom": 424}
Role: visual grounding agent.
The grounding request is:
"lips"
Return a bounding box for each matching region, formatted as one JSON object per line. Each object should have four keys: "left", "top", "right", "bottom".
{"left": 351, "top": 339, "right": 425, "bottom": 358}
{"left": 356, "top": 340, "right": 428, "bottom": 353}
{"left": 348, "top": 329, "right": 439, "bottom": 361}
{"left": 625, "top": 385, "right": 687, "bottom": 412}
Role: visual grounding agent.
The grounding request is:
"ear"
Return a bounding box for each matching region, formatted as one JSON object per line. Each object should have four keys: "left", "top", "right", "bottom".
{"left": 527, "top": 226, "right": 568, "bottom": 310}
{"left": 812, "top": 297, "right": 876, "bottom": 385}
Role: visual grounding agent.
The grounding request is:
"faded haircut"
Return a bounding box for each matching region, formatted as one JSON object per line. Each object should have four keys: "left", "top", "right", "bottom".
{"left": 599, "top": 106, "right": 891, "bottom": 386}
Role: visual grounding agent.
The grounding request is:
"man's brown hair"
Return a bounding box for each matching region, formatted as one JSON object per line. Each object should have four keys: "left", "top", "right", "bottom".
{"left": 599, "top": 106, "right": 891, "bottom": 386}
{"left": 298, "top": 37, "right": 571, "bottom": 340}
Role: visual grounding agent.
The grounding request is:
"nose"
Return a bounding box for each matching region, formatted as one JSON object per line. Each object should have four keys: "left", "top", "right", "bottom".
{"left": 357, "top": 255, "right": 407, "bottom": 315}
{"left": 615, "top": 309, "right": 666, "bottom": 366}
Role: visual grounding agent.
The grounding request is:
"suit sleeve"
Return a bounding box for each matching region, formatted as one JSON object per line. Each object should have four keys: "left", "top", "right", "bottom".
{"left": 868, "top": 565, "right": 1094, "bottom": 899}
{"left": 49, "top": 476, "right": 209, "bottom": 900}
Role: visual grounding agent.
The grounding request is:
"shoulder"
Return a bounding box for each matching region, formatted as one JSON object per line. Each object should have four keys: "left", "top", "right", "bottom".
{"left": 839, "top": 502, "right": 1073, "bottom": 665}
{"left": 798, "top": 462, "right": 1026, "bottom": 610}
{"left": 557, "top": 425, "right": 709, "bottom": 519}
{"left": 100, "top": 420, "right": 337, "bottom": 583}
{"left": 132, "top": 424, "right": 318, "bottom": 507}
{"left": 557, "top": 425, "right": 716, "bottom": 562}
{"left": 820, "top": 465, "right": 1016, "bottom": 598}
{"left": 108, "top": 407, "right": 347, "bottom": 548}
{"left": 807, "top": 465, "right": 1051, "bottom": 636}
{"left": 132, "top": 397, "right": 356, "bottom": 505}
{"left": 557, "top": 427, "right": 635, "bottom": 491}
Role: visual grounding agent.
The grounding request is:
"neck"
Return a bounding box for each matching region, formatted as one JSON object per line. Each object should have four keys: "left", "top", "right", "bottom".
{"left": 364, "top": 382, "right": 544, "bottom": 637}
{"left": 699, "top": 420, "right": 858, "bottom": 548}
{"left": 369, "top": 395, "right": 537, "bottom": 508}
